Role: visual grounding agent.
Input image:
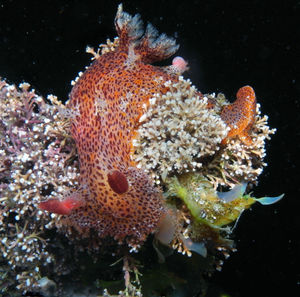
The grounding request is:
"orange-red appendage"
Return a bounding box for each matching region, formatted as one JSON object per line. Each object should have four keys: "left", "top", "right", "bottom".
{"left": 39, "top": 197, "right": 83, "bottom": 215}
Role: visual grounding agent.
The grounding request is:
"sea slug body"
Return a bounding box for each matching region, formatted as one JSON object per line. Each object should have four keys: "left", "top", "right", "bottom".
{"left": 41, "top": 4, "right": 186, "bottom": 245}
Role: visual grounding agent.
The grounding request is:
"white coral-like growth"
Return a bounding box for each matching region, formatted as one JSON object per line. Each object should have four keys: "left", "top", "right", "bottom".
{"left": 0, "top": 80, "right": 79, "bottom": 293}
{"left": 215, "top": 103, "right": 276, "bottom": 187}
{"left": 133, "top": 77, "right": 228, "bottom": 179}
{"left": 133, "top": 77, "right": 275, "bottom": 188}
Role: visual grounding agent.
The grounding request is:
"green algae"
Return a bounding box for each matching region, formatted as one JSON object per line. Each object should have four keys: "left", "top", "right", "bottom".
{"left": 166, "top": 173, "right": 256, "bottom": 227}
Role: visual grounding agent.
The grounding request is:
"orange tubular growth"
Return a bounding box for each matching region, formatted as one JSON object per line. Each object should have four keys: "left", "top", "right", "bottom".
{"left": 221, "top": 85, "right": 257, "bottom": 145}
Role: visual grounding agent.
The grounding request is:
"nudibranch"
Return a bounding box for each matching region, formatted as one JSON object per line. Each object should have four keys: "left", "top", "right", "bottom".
{"left": 221, "top": 85, "right": 256, "bottom": 145}
{"left": 40, "top": 4, "right": 187, "bottom": 245}
{"left": 38, "top": 5, "right": 258, "bottom": 247}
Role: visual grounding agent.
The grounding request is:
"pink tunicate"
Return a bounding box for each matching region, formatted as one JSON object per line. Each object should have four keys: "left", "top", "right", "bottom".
{"left": 172, "top": 56, "right": 188, "bottom": 73}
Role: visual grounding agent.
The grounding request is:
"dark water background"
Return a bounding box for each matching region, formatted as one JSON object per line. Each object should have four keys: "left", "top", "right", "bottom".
{"left": 0, "top": 0, "right": 299, "bottom": 296}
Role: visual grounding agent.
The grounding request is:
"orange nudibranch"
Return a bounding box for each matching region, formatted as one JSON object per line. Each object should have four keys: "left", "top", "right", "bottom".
{"left": 39, "top": 4, "right": 186, "bottom": 244}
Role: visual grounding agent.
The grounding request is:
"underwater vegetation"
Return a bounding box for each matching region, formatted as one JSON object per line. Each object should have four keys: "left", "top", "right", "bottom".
{"left": 0, "top": 4, "right": 283, "bottom": 297}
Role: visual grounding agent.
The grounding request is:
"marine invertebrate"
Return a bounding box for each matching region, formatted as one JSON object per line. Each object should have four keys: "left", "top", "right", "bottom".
{"left": 210, "top": 101, "right": 276, "bottom": 187}
{"left": 220, "top": 85, "right": 256, "bottom": 145}
{"left": 133, "top": 77, "right": 229, "bottom": 178}
{"left": 0, "top": 80, "right": 79, "bottom": 293}
{"left": 134, "top": 84, "right": 275, "bottom": 187}
{"left": 39, "top": 4, "right": 186, "bottom": 246}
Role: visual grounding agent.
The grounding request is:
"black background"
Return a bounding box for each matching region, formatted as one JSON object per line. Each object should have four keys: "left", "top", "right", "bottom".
{"left": 0, "top": 0, "right": 299, "bottom": 296}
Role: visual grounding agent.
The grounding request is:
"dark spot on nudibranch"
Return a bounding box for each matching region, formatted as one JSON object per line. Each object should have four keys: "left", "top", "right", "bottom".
{"left": 107, "top": 170, "right": 129, "bottom": 194}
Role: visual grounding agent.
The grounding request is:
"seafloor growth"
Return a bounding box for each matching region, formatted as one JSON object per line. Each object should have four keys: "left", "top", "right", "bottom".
{"left": 0, "top": 4, "right": 283, "bottom": 297}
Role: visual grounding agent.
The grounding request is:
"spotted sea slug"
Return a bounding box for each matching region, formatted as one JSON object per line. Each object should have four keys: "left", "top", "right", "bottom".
{"left": 40, "top": 4, "right": 182, "bottom": 245}
{"left": 39, "top": 4, "right": 257, "bottom": 247}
